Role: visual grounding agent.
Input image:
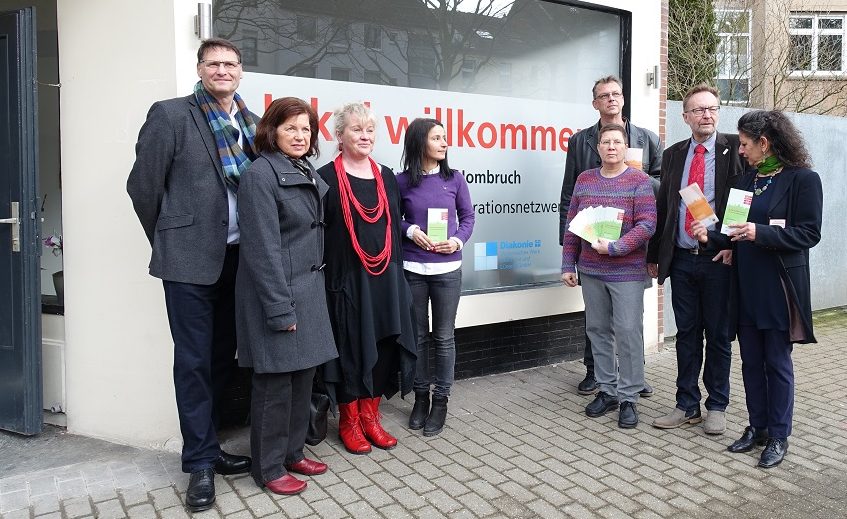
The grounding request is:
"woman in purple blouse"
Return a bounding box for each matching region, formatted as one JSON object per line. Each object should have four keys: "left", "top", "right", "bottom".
{"left": 396, "top": 118, "right": 475, "bottom": 436}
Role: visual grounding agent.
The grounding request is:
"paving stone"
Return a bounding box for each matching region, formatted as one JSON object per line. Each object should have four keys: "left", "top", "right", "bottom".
{"left": 126, "top": 503, "right": 156, "bottom": 519}
{"left": 62, "top": 496, "right": 93, "bottom": 518}
{"left": 118, "top": 484, "right": 150, "bottom": 507}
{"left": 1, "top": 477, "right": 28, "bottom": 494}
{"left": 271, "top": 494, "right": 313, "bottom": 518}
{"left": 243, "top": 492, "right": 279, "bottom": 516}
{"left": 2, "top": 508, "right": 31, "bottom": 519}
{"left": 87, "top": 481, "right": 119, "bottom": 503}
{"left": 33, "top": 512, "right": 62, "bottom": 519}
{"left": 94, "top": 498, "right": 128, "bottom": 519}
{"left": 309, "top": 497, "right": 347, "bottom": 519}
{"left": 158, "top": 505, "right": 191, "bottom": 519}
{"left": 29, "top": 494, "right": 60, "bottom": 516}
{"left": 376, "top": 504, "right": 413, "bottom": 519}
{"left": 0, "top": 490, "right": 30, "bottom": 514}
{"left": 213, "top": 488, "right": 246, "bottom": 515}
{"left": 27, "top": 476, "right": 57, "bottom": 498}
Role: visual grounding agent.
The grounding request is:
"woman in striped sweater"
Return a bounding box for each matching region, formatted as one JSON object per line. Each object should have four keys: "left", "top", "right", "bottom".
{"left": 561, "top": 123, "right": 656, "bottom": 429}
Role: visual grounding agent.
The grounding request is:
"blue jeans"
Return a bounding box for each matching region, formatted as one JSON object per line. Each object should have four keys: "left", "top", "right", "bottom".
{"left": 669, "top": 249, "right": 732, "bottom": 413}
{"left": 405, "top": 269, "right": 462, "bottom": 398}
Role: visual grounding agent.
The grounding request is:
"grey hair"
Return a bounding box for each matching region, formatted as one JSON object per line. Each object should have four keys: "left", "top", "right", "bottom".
{"left": 333, "top": 102, "right": 378, "bottom": 137}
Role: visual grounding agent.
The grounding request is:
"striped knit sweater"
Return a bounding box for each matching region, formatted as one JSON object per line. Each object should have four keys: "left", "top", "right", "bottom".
{"left": 561, "top": 167, "right": 656, "bottom": 282}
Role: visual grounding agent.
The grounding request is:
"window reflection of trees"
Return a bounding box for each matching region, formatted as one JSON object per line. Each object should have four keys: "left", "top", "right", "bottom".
{"left": 214, "top": 0, "right": 618, "bottom": 102}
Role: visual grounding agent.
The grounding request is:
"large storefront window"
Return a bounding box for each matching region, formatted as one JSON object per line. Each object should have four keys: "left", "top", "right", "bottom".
{"left": 217, "top": 1, "right": 625, "bottom": 292}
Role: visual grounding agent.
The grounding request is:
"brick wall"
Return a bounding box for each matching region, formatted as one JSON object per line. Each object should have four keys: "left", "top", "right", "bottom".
{"left": 454, "top": 312, "right": 586, "bottom": 379}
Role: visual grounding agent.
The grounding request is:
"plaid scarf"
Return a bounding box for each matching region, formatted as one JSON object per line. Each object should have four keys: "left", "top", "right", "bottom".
{"left": 193, "top": 81, "right": 257, "bottom": 191}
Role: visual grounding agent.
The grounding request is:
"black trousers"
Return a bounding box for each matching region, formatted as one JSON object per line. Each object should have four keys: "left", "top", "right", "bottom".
{"left": 162, "top": 246, "right": 238, "bottom": 473}
{"left": 250, "top": 367, "right": 315, "bottom": 485}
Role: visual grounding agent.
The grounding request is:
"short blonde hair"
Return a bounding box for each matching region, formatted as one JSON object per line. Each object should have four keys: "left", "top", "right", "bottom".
{"left": 333, "top": 102, "right": 377, "bottom": 137}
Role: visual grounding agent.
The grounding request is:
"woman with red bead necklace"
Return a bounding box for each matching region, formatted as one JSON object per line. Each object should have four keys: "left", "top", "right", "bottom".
{"left": 316, "top": 102, "right": 416, "bottom": 455}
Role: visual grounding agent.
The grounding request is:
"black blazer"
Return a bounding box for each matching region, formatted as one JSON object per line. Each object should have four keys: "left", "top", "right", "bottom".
{"left": 716, "top": 167, "right": 823, "bottom": 344}
{"left": 647, "top": 132, "right": 746, "bottom": 283}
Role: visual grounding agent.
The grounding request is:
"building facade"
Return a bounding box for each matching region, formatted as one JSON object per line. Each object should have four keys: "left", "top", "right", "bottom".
{"left": 0, "top": 0, "right": 665, "bottom": 448}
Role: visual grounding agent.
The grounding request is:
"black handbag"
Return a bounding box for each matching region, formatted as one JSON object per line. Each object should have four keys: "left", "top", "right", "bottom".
{"left": 305, "top": 391, "right": 330, "bottom": 446}
{"left": 306, "top": 370, "right": 331, "bottom": 446}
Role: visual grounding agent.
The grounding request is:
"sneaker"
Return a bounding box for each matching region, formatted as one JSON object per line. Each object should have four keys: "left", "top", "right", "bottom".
{"left": 577, "top": 371, "right": 599, "bottom": 395}
{"left": 618, "top": 402, "right": 639, "bottom": 429}
{"left": 651, "top": 407, "right": 702, "bottom": 429}
{"left": 703, "top": 410, "right": 726, "bottom": 435}
{"left": 585, "top": 391, "right": 618, "bottom": 418}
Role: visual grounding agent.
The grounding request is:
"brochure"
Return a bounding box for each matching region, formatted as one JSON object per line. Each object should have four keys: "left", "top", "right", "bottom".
{"left": 625, "top": 148, "right": 644, "bottom": 171}
{"left": 568, "top": 205, "right": 625, "bottom": 245}
{"left": 721, "top": 188, "right": 753, "bottom": 234}
{"left": 426, "top": 208, "right": 449, "bottom": 242}
{"left": 678, "top": 183, "right": 719, "bottom": 227}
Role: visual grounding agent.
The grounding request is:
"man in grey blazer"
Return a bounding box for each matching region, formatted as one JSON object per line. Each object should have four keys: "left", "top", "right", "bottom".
{"left": 647, "top": 84, "right": 745, "bottom": 436}
{"left": 127, "top": 38, "right": 255, "bottom": 512}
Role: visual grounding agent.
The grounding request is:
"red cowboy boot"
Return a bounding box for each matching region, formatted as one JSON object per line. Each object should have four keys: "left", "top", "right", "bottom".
{"left": 358, "top": 397, "right": 398, "bottom": 450}
{"left": 338, "top": 401, "right": 371, "bottom": 454}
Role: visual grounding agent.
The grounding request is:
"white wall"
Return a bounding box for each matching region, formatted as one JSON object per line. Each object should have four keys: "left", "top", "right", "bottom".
{"left": 56, "top": 0, "right": 663, "bottom": 448}
{"left": 58, "top": 0, "right": 183, "bottom": 449}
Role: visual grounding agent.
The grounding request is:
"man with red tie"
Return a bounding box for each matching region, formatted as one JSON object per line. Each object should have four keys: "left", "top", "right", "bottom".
{"left": 647, "top": 84, "right": 746, "bottom": 435}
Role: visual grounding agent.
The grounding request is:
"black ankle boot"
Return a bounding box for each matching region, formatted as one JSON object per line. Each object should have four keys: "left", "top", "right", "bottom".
{"left": 409, "top": 391, "right": 430, "bottom": 430}
{"left": 423, "top": 396, "right": 448, "bottom": 436}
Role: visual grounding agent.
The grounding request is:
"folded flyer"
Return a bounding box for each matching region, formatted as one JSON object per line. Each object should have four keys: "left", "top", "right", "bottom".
{"left": 426, "top": 208, "right": 449, "bottom": 242}
{"left": 568, "top": 205, "right": 624, "bottom": 245}
{"left": 721, "top": 188, "right": 753, "bottom": 234}
{"left": 679, "top": 183, "right": 719, "bottom": 227}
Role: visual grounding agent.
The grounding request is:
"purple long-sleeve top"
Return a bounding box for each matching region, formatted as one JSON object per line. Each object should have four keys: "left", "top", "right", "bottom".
{"left": 396, "top": 169, "right": 475, "bottom": 264}
{"left": 562, "top": 167, "right": 656, "bottom": 282}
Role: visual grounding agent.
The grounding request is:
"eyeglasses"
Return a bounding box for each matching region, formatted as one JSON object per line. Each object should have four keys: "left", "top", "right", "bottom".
{"left": 599, "top": 139, "right": 625, "bottom": 147}
{"left": 594, "top": 92, "right": 623, "bottom": 101}
{"left": 200, "top": 60, "right": 241, "bottom": 71}
{"left": 686, "top": 106, "right": 720, "bottom": 116}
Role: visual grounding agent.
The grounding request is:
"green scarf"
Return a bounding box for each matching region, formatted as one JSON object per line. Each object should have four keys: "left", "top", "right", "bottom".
{"left": 756, "top": 155, "right": 782, "bottom": 174}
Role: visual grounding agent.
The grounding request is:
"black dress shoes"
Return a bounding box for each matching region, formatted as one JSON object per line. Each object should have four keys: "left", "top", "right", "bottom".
{"left": 758, "top": 438, "right": 788, "bottom": 468}
{"left": 618, "top": 402, "right": 639, "bottom": 429}
{"left": 186, "top": 468, "right": 215, "bottom": 512}
{"left": 214, "top": 451, "right": 252, "bottom": 475}
{"left": 585, "top": 391, "right": 618, "bottom": 417}
{"left": 727, "top": 426, "right": 768, "bottom": 453}
{"left": 639, "top": 382, "right": 654, "bottom": 398}
{"left": 578, "top": 371, "right": 599, "bottom": 395}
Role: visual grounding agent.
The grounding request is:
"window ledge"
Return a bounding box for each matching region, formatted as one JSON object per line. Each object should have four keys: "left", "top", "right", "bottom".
{"left": 787, "top": 71, "right": 847, "bottom": 80}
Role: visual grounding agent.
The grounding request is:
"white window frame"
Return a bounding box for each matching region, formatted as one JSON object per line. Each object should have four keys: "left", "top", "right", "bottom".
{"left": 788, "top": 12, "right": 847, "bottom": 77}
{"left": 715, "top": 8, "right": 751, "bottom": 103}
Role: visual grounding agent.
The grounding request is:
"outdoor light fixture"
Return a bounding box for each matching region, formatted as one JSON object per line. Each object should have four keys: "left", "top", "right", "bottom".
{"left": 646, "top": 65, "right": 660, "bottom": 89}
{"left": 195, "top": 2, "right": 212, "bottom": 40}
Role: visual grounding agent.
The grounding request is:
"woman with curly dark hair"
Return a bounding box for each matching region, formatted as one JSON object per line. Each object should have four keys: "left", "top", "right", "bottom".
{"left": 690, "top": 110, "right": 822, "bottom": 469}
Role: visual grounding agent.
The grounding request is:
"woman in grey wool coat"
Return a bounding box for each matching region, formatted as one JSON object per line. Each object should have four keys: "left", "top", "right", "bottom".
{"left": 235, "top": 97, "right": 338, "bottom": 496}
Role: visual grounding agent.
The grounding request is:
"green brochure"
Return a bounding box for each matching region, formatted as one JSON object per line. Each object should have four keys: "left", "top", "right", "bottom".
{"left": 721, "top": 188, "right": 753, "bottom": 234}
{"left": 427, "top": 208, "right": 449, "bottom": 242}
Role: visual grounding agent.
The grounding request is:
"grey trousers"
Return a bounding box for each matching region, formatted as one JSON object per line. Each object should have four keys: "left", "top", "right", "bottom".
{"left": 581, "top": 274, "right": 645, "bottom": 403}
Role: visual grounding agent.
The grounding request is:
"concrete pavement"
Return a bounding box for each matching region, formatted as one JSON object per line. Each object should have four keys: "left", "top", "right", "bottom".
{"left": 1, "top": 307, "right": 846, "bottom": 518}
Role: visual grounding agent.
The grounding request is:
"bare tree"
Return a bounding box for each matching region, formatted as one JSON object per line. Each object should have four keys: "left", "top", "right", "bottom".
{"left": 709, "top": 0, "right": 847, "bottom": 115}
{"left": 212, "top": 0, "right": 523, "bottom": 91}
